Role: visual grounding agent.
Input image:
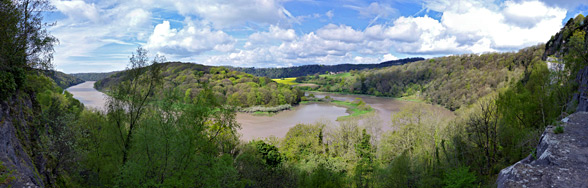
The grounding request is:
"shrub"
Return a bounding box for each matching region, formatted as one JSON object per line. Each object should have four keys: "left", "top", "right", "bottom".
{"left": 554, "top": 126, "right": 564, "bottom": 134}
{"left": 442, "top": 166, "right": 477, "bottom": 188}
{"left": 0, "top": 161, "right": 15, "bottom": 185}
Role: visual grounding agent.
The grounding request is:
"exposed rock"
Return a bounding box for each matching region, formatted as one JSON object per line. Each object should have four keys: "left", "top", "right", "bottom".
{"left": 497, "top": 112, "right": 588, "bottom": 188}
{"left": 574, "top": 66, "right": 588, "bottom": 112}
{"left": 542, "top": 16, "right": 588, "bottom": 61}
{"left": 0, "top": 94, "right": 44, "bottom": 188}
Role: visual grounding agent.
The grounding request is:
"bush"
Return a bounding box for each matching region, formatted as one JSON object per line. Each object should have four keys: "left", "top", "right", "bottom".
{"left": 0, "top": 161, "right": 15, "bottom": 185}
{"left": 554, "top": 126, "right": 564, "bottom": 134}
{"left": 0, "top": 71, "right": 17, "bottom": 100}
{"left": 442, "top": 166, "right": 477, "bottom": 188}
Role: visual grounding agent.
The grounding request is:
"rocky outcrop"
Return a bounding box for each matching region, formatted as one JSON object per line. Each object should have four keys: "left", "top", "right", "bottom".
{"left": 542, "top": 16, "right": 587, "bottom": 61}
{"left": 496, "top": 112, "right": 588, "bottom": 188}
{"left": 542, "top": 14, "right": 588, "bottom": 114}
{"left": 574, "top": 66, "right": 588, "bottom": 112}
{"left": 0, "top": 93, "right": 44, "bottom": 188}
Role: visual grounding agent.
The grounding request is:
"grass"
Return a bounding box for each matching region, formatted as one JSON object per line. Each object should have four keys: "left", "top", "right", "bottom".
{"left": 397, "top": 95, "right": 425, "bottom": 103}
{"left": 252, "top": 111, "right": 275, "bottom": 116}
{"left": 272, "top": 77, "right": 299, "bottom": 85}
{"left": 330, "top": 100, "right": 374, "bottom": 121}
{"left": 554, "top": 125, "right": 564, "bottom": 134}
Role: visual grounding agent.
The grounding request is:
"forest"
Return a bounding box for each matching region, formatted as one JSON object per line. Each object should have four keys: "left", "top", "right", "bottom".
{"left": 41, "top": 70, "right": 84, "bottom": 89}
{"left": 230, "top": 57, "right": 424, "bottom": 79}
{"left": 71, "top": 71, "right": 119, "bottom": 81}
{"left": 95, "top": 59, "right": 304, "bottom": 110}
{"left": 296, "top": 45, "right": 544, "bottom": 111}
{"left": 1, "top": 0, "right": 587, "bottom": 187}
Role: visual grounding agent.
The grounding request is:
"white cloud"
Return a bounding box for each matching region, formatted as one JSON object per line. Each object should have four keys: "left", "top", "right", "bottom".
{"left": 345, "top": 2, "right": 396, "bottom": 18}
{"left": 48, "top": 0, "right": 574, "bottom": 72}
{"left": 382, "top": 54, "right": 399, "bottom": 61}
{"left": 146, "top": 20, "right": 235, "bottom": 57}
{"left": 326, "top": 10, "right": 334, "bottom": 19}
{"left": 379, "top": 0, "right": 566, "bottom": 54}
{"left": 316, "top": 24, "right": 364, "bottom": 43}
{"left": 52, "top": 0, "right": 101, "bottom": 23}
{"left": 211, "top": 0, "right": 567, "bottom": 67}
{"left": 249, "top": 25, "right": 297, "bottom": 44}
{"left": 172, "top": 0, "right": 290, "bottom": 28}
{"left": 503, "top": 1, "right": 565, "bottom": 28}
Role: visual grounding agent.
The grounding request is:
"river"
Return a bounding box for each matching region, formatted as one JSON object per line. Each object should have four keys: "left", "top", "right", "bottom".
{"left": 66, "top": 81, "right": 451, "bottom": 141}
{"left": 66, "top": 81, "right": 108, "bottom": 111}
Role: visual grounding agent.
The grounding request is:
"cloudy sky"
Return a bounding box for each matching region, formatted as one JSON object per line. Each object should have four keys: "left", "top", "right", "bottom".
{"left": 45, "top": 0, "right": 588, "bottom": 73}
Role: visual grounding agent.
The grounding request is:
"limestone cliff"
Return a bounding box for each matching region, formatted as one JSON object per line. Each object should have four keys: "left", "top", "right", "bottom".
{"left": 0, "top": 93, "right": 44, "bottom": 188}
{"left": 497, "top": 112, "right": 588, "bottom": 187}
{"left": 542, "top": 15, "right": 588, "bottom": 112}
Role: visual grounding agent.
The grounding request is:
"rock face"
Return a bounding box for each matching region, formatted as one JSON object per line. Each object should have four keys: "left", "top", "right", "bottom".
{"left": 542, "top": 15, "right": 588, "bottom": 112}
{"left": 496, "top": 112, "right": 588, "bottom": 188}
{"left": 542, "top": 16, "right": 587, "bottom": 61}
{"left": 0, "top": 94, "right": 44, "bottom": 188}
{"left": 574, "top": 67, "right": 588, "bottom": 112}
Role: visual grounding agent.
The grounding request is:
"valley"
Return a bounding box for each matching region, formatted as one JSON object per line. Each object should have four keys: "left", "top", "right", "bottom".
{"left": 66, "top": 81, "right": 451, "bottom": 141}
{"left": 2, "top": 0, "right": 587, "bottom": 187}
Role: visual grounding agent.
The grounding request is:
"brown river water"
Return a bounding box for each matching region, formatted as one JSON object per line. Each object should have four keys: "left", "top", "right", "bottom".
{"left": 66, "top": 81, "right": 108, "bottom": 111}
{"left": 66, "top": 81, "right": 452, "bottom": 141}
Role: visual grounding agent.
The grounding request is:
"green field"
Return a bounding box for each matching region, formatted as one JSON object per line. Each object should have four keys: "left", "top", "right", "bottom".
{"left": 272, "top": 77, "right": 299, "bottom": 85}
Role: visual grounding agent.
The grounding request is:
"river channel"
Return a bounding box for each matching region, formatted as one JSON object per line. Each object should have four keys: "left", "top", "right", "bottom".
{"left": 66, "top": 81, "right": 451, "bottom": 141}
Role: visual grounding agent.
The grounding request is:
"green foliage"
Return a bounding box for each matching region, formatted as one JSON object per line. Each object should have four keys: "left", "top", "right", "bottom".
{"left": 282, "top": 123, "right": 325, "bottom": 161}
{"left": 0, "top": 0, "right": 57, "bottom": 99}
{"left": 299, "top": 164, "right": 346, "bottom": 188}
{"left": 574, "top": 14, "right": 585, "bottom": 27}
{"left": 41, "top": 70, "right": 84, "bottom": 89}
{"left": 564, "top": 30, "right": 587, "bottom": 78}
{"left": 332, "top": 99, "right": 374, "bottom": 120}
{"left": 231, "top": 58, "right": 423, "bottom": 78}
{"left": 0, "top": 161, "right": 15, "bottom": 186}
{"left": 376, "top": 151, "right": 411, "bottom": 187}
{"left": 71, "top": 71, "right": 118, "bottom": 81}
{"left": 354, "top": 129, "right": 374, "bottom": 187}
{"left": 554, "top": 125, "right": 564, "bottom": 134}
{"left": 0, "top": 70, "right": 18, "bottom": 100}
{"left": 302, "top": 45, "right": 544, "bottom": 110}
{"left": 96, "top": 62, "right": 303, "bottom": 109}
{"left": 252, "top": 140, "right": 283, "bottom": 167}
{"left": 442, "top": 166, "right": 477, "bottom": 188}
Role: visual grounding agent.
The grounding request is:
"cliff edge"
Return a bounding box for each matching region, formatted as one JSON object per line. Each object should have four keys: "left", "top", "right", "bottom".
{"left": 497, "top": 112, "right": 588, "bottom": 187}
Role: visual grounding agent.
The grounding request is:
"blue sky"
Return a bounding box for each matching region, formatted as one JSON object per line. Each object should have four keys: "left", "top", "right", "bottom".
{"left": 45, "top": 0, "right": 587, "bottom": 73}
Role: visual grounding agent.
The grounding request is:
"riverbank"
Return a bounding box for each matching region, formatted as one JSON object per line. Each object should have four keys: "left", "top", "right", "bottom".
{"left": 301, "top": 96, "right": 374, "bottom": 121}
{"left": 238, "top": 104, "right": 292, "bottom": 116}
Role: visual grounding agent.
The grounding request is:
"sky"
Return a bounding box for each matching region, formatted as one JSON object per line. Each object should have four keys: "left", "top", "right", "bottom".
{"left": 45, "top": 0, "right": 588, "bottom": 73}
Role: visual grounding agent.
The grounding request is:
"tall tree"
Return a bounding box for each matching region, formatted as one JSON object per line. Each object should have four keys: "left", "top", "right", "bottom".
{"left": 107, "top": 47, "right": 164, "bottom": 165}
{"left": 0, "top": 0, "right": 56, "bottom": 99}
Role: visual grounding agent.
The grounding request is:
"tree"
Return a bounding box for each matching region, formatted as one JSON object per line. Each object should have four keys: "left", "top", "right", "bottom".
{"left": 465, "top": 98, "right": 499, "bottom": 175}
{"left": 564, "top": 30, "right": 588, "bottom": 80}
{"left": 0, "top": 0, "right": 56, "bottom": 99}
{"left": 107, "top": 47, "right": 164, "bottom": 165}
{"left": 354, "top": 129, "right": 373, "bottom": 188}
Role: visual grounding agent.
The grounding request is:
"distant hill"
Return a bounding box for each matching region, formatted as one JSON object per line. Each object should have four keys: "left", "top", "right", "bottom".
{"left": 41, "top": 70, "right": 84, "bottom": 89}
{"left": 96, "top": 62, "right": 303, "bottom": 108}
{"left": 71, "top": 71, "right": 119, "bottom": 81}
{"left": 229, "top": 57, "right": 424, "bottom": 78}
{"left": 300, "top": 45, "right": 544, "bottom": 111}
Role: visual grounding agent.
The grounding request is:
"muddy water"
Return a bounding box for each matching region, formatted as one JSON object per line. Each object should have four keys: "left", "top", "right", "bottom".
{"left": 66, "top": 81, "right": 108, "bottom": 111}
{"left": 66, "top": 82, "right": 452, "bottom": 141}
{"left": 311, "top": 92, "right": 454, "bottom": 130}
{"left": 237, "top": 103, "right": 348, "bottom": 141}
